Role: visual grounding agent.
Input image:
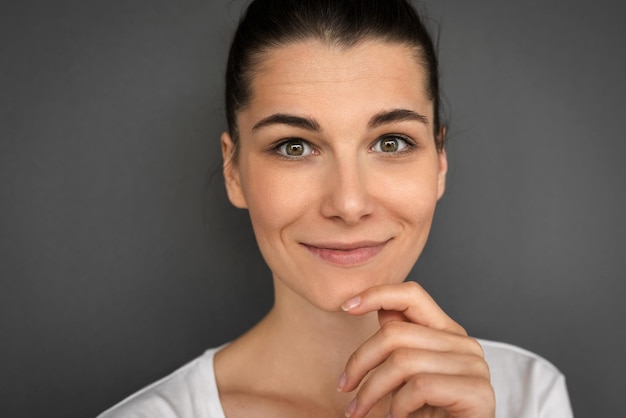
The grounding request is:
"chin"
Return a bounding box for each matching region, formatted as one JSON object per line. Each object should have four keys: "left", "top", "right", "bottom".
{"left": 297, "top": 267, "right": 410, "bottom": 312}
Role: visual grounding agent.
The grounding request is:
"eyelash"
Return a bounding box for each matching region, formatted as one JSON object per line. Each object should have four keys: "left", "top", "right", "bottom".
{"left": 270, "top": 138, "right": 317, "bottom": 160}
{"left": 369, "top": 134, "right": 417, "bottom": 156}
{"left": 269, "top": 134, "right": 417, "bottom": 160}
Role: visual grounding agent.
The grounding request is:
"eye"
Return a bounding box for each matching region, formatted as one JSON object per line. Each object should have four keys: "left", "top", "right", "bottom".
{"left": 274, "top": 139, "right": 315, "bottom": 158}
{"left": 371, "top": 135, "right": 412, "bottom": 153}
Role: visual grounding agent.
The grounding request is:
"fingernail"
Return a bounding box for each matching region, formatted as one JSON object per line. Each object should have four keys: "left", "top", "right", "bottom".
{"left": 341, "top": 296, "right": 361, "bottom": 311}
{"left": 345, "top": 398, "right": 357, "bottom": 417}
{"left": 336, "top": 372, "right": 347, "bottom": 392}
{"left": 387, "top": 413, "right": 392, "bottom": 418}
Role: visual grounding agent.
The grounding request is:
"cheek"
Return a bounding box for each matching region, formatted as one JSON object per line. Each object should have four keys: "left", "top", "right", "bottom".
{"left": 240, "top": 160, "right": 312, "bottom": 238}
{"left": 375, "top": 163, "right": 440, "bottom": 220}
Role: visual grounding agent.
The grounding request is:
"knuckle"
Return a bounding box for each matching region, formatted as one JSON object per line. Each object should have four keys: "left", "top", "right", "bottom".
{"left": 380, "top": 319, "right": 404, "bottom": 337}
{"left": 403, "top": 280, "right": 422, "bottom": 295}
{"left": 478, "top": 360, "right": 491, "bottom": 380}
{"left": 443, "top": 320, "right": 467, "bottom": 336}
{"left": 470, "top": 376, "right": 496, "bottom": 404}
{"left": 465, "top": 337, "right": 485, "bottom": 357}
{"left": 463, "top": 353, "right": 491, "bottom": 379}
{"left": 450, "top": 323, "right": 468, "bottom": 336}
{"left": 388, "top": 348, "right": 411, "bottom": 367}
{"left": 408, "top": 373, "right": 431, "bottom": 392}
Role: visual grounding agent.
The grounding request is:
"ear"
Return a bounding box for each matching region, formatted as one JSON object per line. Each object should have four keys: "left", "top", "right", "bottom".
{"left": 221, "top": 132, "right": 248, "bottom": 209}
{"left": 436, "top": 127, "right": 448, "bottom": 200}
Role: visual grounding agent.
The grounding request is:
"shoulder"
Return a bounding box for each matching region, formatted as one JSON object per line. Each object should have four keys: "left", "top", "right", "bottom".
{"left": 97, "top": 347, "right": 226, "bottom": 418}
{"left": 477, "top": 339, "right": 573, "bottom": 418}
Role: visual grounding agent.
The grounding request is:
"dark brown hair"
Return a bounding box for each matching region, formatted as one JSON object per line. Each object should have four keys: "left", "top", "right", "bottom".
{"left": 225, "top": 0, "right": 444, "bottom": 151}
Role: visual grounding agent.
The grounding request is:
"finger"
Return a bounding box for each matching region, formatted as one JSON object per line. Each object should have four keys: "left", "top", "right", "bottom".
{"left": 342, "top": 281, "right": 466, "bottom": 334}
{"left": 389, "top": 374, "right": 495, "bottom": 418}
{"left": 378, "top": 309, "right": 406, "bottom": 326}
{"left": 340, "top": 321, "right": 485, "bottom": 392}
{"left": 344, "top": 349, "right": 491, "bottom": 418}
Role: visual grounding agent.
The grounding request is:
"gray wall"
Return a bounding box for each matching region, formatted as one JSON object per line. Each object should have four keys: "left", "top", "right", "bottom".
{"left": 1, "top": 1, "right": 624, "bottom": 416}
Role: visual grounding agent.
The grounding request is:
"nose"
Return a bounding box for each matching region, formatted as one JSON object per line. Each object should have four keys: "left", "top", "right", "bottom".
{"left": 320, "top": 155, "right": 375, "bottom": 225}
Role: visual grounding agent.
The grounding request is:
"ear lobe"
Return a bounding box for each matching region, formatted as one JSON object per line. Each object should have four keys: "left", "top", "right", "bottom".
{"left": 221, "top": 132, "right": 248, "bottom": 209}
{"left": 436, "top": 127, "right": 448, "bottom": 200}
{"left": 437, "top": 149, "right": 448, "bottom": 200}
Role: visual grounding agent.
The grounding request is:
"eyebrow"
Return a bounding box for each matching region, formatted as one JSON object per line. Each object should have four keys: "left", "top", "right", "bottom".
{"left": 368, "top": 109, "right": 429, "bottom": 129}
{"left": 251, "top": 108, "right": 428, "bottom": 132}
{"left": 252, "top": 114, "right": 321, "bottom": 132}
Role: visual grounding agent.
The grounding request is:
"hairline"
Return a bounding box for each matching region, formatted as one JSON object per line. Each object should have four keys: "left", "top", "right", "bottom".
{"left": 236, "top": 36, "right": 431, "bottom": 117}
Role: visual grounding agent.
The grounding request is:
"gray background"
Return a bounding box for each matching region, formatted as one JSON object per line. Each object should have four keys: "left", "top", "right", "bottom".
{"left": 1, "top": 0, "right": 624, "bottom": 416}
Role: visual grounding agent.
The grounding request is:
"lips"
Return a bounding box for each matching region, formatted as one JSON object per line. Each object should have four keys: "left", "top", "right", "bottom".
{"left": 302, "top": 240, "right": 389, "bottom": 267}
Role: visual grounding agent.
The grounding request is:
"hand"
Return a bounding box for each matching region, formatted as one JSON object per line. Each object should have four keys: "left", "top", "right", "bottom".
{"left": 337, "top": 281, "right": 495, "bottom": 418}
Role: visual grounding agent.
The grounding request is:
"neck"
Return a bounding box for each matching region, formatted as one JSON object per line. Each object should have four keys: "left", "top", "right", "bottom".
{"left": 215, "top": 277, "right": 380, "bottom": 405}
{"left": 268, "top": 278, "right": 380, "bottom": 364}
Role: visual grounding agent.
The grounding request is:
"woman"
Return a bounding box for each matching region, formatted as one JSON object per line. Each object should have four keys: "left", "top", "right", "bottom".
{"left": 99, "top": 0, "right": 572, "bottom": 417}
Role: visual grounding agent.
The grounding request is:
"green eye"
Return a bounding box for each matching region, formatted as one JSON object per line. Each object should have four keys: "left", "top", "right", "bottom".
{"left": 276, "top": 139, "right": 314, "bottom": 157}
{"left": 372, "top": 136, "right": 410, "bottom": 153}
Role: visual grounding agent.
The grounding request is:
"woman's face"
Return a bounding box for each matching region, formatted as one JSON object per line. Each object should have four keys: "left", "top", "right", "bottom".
{"left": 222, "top": 39, "right": 447, "bottom": 312}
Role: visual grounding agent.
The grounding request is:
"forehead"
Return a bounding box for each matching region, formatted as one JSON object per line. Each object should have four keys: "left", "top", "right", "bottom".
{"left": 239, "top": 39, "right": 433, "bottom": 129}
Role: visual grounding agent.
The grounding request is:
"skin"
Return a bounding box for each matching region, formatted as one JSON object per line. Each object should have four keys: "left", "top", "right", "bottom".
{"left": 216, "top": 39, "right": 495, "bottom": 418}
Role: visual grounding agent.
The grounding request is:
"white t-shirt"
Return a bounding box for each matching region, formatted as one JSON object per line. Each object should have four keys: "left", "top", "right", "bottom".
{"left": 98, "top": 339, "right": 573, "bottom": 418}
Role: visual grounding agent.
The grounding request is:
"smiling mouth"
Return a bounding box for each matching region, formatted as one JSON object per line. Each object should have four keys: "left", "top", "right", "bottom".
{"left": 302, "top": 240, "right": 389, "bottom": 267}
